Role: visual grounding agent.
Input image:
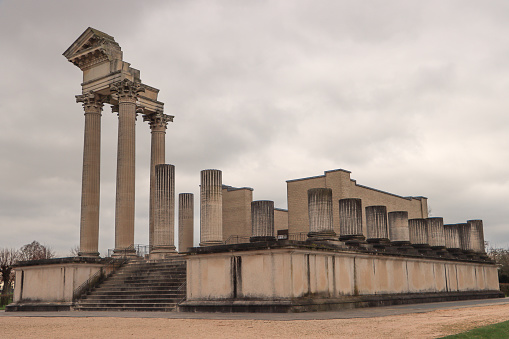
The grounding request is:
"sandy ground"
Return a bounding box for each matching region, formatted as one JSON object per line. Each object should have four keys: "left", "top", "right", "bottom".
{"left": 3, "top": 304, "right": 509, "bottom": 339}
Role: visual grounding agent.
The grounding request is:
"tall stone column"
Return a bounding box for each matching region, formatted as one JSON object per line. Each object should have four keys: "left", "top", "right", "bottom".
{"left": 338, "top": 198, "right": 364, "bottom": 242}
{"left": 179, "top": 193, "right": 194, "bottom": 252}
{"left": 200, "top": 169, "right": 223, "bottom": 246}
{"left": 110, "top": 79, "right": 144, "bottom": 254}
{"left": 76, "top": 91, "right": 104, "bottom": 257}
{"left": 365, "top": 205, "right": 389, "bottom": 243}
{"left": 426, "top": 217, "right": 446, "bottom": 249}
{"left": 144, "top": 111, "right": 173, "bottom": 249}
{"left": 307, "top": 188, "right": 336, "bottom": 240}
{"left": 250, "top": 200, "right": 275, "bottom": 242}
{"left": 388, "top": 211, "right": 410, "bottom": 244}
{"left": 408, "top": 218, "right": 429, "bottom": 247}
{"left": 152, "top": 164, "right": 176, "bottom": 256}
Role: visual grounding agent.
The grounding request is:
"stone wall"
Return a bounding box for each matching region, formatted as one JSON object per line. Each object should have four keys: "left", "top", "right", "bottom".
{"left": 222, "top": 186, "right": 253, "bottom": 242}
{"left": 287, "top": 169, "right": 427, "bottom": 236}
{"left": 185, "top": 247, "right": 499, "bottom": 309}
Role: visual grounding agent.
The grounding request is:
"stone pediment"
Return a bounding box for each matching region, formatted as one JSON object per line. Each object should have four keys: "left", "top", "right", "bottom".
{"left": 63, "top": 27, "right": 122, "bottom": 71}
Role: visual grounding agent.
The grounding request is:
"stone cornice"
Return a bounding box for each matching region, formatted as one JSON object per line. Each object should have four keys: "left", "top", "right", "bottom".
{"left": 76, "top": 91, "right": 105, "bottom": 113}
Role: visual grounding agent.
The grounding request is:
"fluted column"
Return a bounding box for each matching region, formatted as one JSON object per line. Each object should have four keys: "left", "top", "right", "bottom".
{"left": 457, "top": 223, "right": 474, "bottom": 253}
{"left": 179, "top": 193, "right": 194, "bottom": 252}
{"left": 110, "top": 79, "right": 144, "bottom": 254}
{"left": 365, "top": 205, "right": 389, "bottom": 242}
{"left": 408, "top": 218, "right": 429, "bottom": 247}
{"left": 152, "top": 164, "right": 176, "bottom": 255}
{"left": 307, "top": 188, "right": 336, "bottom": 240}
{"left": 200, "top": 169, "right": 223, "bottom": 246}
{"left": 251, "top": 200, "right": 275, "bottom": 242}
{"left": 338, "top": 198, "right": 364, "bottom": 241}
{"left": 426, "top": 217, "right": 446, "bottom": 249}
{"left": 388, "top": 211, "right": 410, "bottom": 244}
{"left": 143, "top": 111, "right": 173, "bottom": 249}
{"left": 467, "top": 219, "right": 485, "bottom": 253}
{"left": 76, "top": 91, "right": 104, "bottom": 257}
{"left": 444, "top": 224, "right": 461, "bottom": 251}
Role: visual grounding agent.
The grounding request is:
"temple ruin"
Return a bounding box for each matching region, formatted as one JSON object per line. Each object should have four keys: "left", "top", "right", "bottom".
{"left": 6, "top": 28, "right": 503, "bottom": 313}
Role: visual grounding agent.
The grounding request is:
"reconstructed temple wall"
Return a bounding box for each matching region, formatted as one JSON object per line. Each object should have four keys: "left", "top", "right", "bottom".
{"left": 222, "top": 186, "right": 253, "bottom": 242}
{"left": 186, "top": 248, "right": 498, "bottom": 302}
{"left": 287, "top": 169, "right": 427, "bottom": 236}
{"left": 13, "top": 263, "right": 104, "bottom": 303}
{"left": 274, "top": 208, "right": 289, "bottom": 234}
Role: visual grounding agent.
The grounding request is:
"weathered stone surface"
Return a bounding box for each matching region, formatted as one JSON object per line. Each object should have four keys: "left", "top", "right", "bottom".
{"left": 307, "top": 188, "right": 335, "bottom": 239}
{"left": 250, "top": 200, "right": 275, "bottom": 242}
{"left": 444, "top": 224, "right": 461, "bottom": 250}
{"left": 409, "top": 218, "right": 428, "bottom": 246}
{"left": 388, "top": 211, "right": 410, "bottom": 243}
{"left": 144, "top": 111, "right": 173, "bottom": 249}
{"left": 152, "top": 164, "right": 176, "bottom": 254}
{"left": 426, "top": 217, "right": 446, "bottom": 249}
{"left": 366, "top": 205, "right": 389, "bottom": 241}
{"left": 179, "top": 193, "right": 194, "bottom": 252}
{"left": 458, "top": 223, "right": 474, "bottom": 253}
{"left": 200, "top": 169, "right": 223, "bottom": 246}
{"left": 338, "top": 198, "right": 364, "bottom": 241}
{"left": 76, "top": 91, "right": 105, "bottom": 257}
{"left": 467, "top": 220, "right": 485, "bottom": 253}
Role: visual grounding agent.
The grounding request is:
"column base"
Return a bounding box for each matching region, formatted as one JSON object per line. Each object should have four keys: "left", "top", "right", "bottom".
{"left": 199, "top": 240, "right": 224, "bottom": 247}
{"left": 77, "top": 251, "right": 100, "bottom": 258}
{"left": 307, "top": 231, "right": 337, "bottom": 241}
{"left": 111, "top": 248, "right": 138, "bottom": 258}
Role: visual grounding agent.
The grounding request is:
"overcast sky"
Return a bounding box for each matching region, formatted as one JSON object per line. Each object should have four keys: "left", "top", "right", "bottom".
{"left": 0, "top": 0, "right": 508, "bottom": 256}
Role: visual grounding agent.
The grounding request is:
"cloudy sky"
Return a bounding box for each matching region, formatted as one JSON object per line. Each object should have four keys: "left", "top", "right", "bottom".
{"left": 0, "top": 0, "right": 508, "bottom": 256}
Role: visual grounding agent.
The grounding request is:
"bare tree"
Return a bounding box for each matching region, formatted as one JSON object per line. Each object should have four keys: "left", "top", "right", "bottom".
{"left": 70, "top": 245, "right": 80, "bottom": 257}
{"left": 18, "top": 241, "right": 55, "bottom": 262}
{"left": 0, "top": 248, "right": 18, "bottom": 294}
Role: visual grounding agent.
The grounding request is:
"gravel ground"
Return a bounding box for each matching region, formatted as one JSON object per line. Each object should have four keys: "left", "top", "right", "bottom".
{"left": 3, "top": 303, "right": 509, "bottom": 338}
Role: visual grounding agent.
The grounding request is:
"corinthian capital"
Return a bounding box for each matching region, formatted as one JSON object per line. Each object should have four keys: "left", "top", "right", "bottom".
{"left": 143, "top": 110, "right": 174, "bottom": 130}
{"left": 110, "top": 79, "right": 145, "bottom": 102}
{"left": 76, "top": 91, "right": 105, "bottom": 112}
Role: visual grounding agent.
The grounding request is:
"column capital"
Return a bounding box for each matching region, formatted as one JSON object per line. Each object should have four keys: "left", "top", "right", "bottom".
{"left": 143, "top": 110, "right": 174, "bottom": 131}
{"left": 110, "top": 79, "right": 145, "bottom": 103}
{"left": 76, "top": 91, "right": 105, "bottom": 113}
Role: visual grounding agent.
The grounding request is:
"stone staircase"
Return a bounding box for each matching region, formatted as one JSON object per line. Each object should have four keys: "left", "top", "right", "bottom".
{"left": 75, "top": 258, "right": 186, "bottom": 311}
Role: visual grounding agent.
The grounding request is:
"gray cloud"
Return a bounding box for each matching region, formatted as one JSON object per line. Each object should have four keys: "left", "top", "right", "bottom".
{"left": 0, "top": 0, "right": 508, "bottom": 255}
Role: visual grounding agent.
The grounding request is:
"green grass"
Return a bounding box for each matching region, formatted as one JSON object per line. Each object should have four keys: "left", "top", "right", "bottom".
{"left": 441, "top": 320, "right": 509, "bottom": 338}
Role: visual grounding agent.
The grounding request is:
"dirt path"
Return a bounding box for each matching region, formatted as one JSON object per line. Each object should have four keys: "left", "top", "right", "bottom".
{"left": 3, "top": 303, "right": 509, "bottom": 339}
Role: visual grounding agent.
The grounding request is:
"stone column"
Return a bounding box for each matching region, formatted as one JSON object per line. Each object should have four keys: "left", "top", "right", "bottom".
{"left": 444, "top": 224, "right": 461, "bottom": 251}
{"left": 408, "top": 218, "right": 429, "bottom": 247}
{"left": 250, "top": 200, "right": 275, "bottom": 242}
{"left": 338, "top": 198, "right": 364, "bottom": 242}
{"left": 110, "top": 79, "right": 144, "bottom": 254}
{"left": 200, "top": 169, "right": 223, "bottom": 246}
{"left": 179, "top": 193, "right": 194, "bottom": 252}
{"left": 467, "top": 219, "right": 485, "bottom": 253}
{"left": 143, "top": 111, "right": 173, "bottom": 249}
{"left": 365, "top": 205, "right": 389, "bottom": 243}
{"left": 76, "top": 91, "right": 104, "bottom": 257}
{"left": 307, "top": 188, "right": 336, "bottom": 240}
{"left": 457, "top": 223, "right": 474, "bottom": 253}
{"left": 152, "top": 164, "right": 176, "bottom": 256}
{"left": 426, "top": 217, "right": 446, "bottom": 249}
{"left": 388, "top": 211, "right": 410, "bottom": 244}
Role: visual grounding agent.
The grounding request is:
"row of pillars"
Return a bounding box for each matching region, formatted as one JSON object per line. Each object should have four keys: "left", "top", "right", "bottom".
{"left": 305, "top": 188, "right": 486, "bottom": 254}
{"left": 76, "top": 80, "right": 172, "bottom": 257}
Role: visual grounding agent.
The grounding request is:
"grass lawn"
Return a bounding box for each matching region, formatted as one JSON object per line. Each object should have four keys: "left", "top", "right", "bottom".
{"left": 441, "top": 320, "right": 509, "bottom": 338}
